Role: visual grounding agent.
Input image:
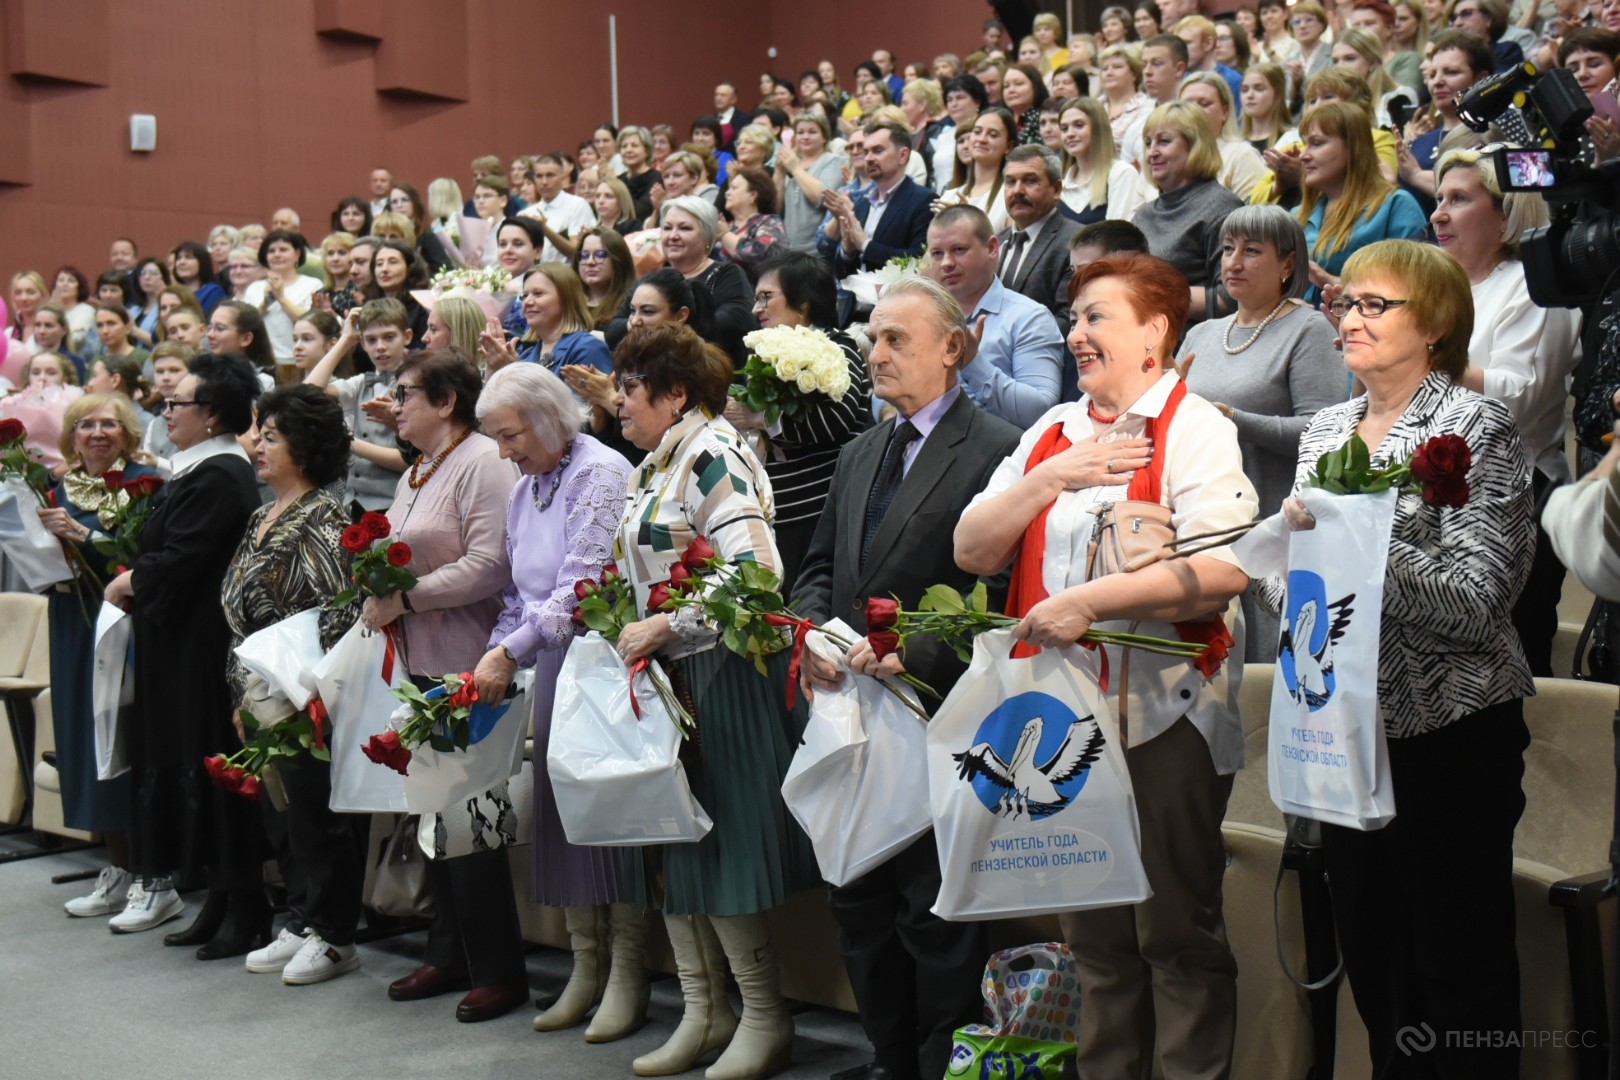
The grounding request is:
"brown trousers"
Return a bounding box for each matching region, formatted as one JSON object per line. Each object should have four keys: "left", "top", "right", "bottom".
{"left": 1058, "top": 716, "right": 1237, "bottom": 1080}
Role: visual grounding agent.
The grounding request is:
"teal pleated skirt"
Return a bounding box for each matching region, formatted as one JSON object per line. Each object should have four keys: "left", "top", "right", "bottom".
{"left": 620, "top": 645, "right": 820, "bottom": 917}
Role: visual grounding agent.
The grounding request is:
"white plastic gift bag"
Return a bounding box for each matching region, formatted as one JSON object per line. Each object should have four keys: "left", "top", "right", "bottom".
{"left": 1265, "top": 486, "right": 1397, "bottom": 830}
{"left": 0, "top": 478, "right": 72, "bottom": 590}
{"left": 92, "top": 601, "right": 133, "bottom": 780}
{"left": 929, "top": 628, "right": 1149, "bottom": 921}
{"left": 311, "top": 621, "right": 408, "bottom": 813}
{"left": 233, "top": 608, "right": 325, "bottom": 709}
{"left": 403, "top": 669, "right": 533, "bottom": 815}
{"left": 547, "top": 632, "right": 712, "bottom": 846}
{"left": 780, "top": 617, "right": 931, "bottom": 887}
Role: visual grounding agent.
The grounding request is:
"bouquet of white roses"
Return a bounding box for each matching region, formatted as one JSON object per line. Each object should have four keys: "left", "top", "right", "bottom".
{"left": 731, "top": 324, "right": 853, "bottom": 426}
{"left": 413, "top": 266, "right": 515, "bottom": 322}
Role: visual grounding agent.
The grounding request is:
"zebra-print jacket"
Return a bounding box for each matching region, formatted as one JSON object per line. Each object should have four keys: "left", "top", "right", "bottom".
{"left": 1269, "top": 370, "right": 1536, "bottom": 738}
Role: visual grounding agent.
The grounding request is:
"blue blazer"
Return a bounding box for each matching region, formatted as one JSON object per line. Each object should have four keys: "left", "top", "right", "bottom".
{"left": 517, "top": 329, "right": 613, "bottom": 374}
{"left": 833, "top": 176, "right": 934, "bottom": 275}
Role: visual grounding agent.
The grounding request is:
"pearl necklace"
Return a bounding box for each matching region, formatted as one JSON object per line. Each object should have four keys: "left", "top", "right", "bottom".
{"left": 531, "top": 441, "right": 574, "bottom": 512}
{"left": 1222, "top": 299, "right": 1293, "bottom": 355}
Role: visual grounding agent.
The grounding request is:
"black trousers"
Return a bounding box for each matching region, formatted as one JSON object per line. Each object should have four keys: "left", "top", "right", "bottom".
{"left": 423, "top": 849, "right": 526, "bottom": 989}
{"left": 1511, "top": 470, "right": 1567, "bottom": 677}
{"left": 1322, "top": 698, "right": 1528, "bottom": 1080}
{"left": 261, "top": 755, "right": 366, "bottom": 945}
{"left": 828, "top": 831, "right": 988, "bottom": 1080}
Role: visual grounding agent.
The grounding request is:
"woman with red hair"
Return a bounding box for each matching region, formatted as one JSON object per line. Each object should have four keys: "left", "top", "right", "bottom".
{"left": 957, "top": 252, "right": 1258, "bottom": 1080}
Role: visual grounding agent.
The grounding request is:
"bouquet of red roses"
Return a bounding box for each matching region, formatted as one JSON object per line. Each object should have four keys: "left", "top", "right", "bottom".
{"left": 0, "top": 417, "right": 51, "bottom": 496}
{"left": 360, "top": 672, "right": 479, "bottom": 776}
{"left": 1308, "top": 433, "right": 1470, "bottom": 507}
{"left": 92, "top": 468, "right": 165, "bottom": 572}
{"left": 333, "top": 511, "right": 416, "bottom": 608}
{"left": 573, "top": 561, "right": 697, "bottom": 736}
{"left": 205, "top": 698, "right": 331, "bottom": 805}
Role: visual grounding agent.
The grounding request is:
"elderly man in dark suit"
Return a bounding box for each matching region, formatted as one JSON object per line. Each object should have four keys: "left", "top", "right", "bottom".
{"left": 793, "top": 275, "right": 1021, "bottom": 1080}
{"left": 998, "top": 145, "right": 1081, "bottom": 322}
{"left": 824, "top": 119, "right": 936, "bottom": 276}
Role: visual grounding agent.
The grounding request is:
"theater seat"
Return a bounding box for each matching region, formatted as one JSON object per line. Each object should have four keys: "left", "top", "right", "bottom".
{"left": 28, "top": 691, "right": 94, "bottom": 842}
{"left": 0, "top": 592, "right": 50, "bottom": 825}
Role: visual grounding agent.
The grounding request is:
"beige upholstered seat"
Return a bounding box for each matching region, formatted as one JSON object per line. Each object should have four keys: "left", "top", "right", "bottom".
{"left": 28, "top": 690, "right": 94, "bottom": 842}
{"left": 0, "top": 592, "right": 50, "bottom": 824}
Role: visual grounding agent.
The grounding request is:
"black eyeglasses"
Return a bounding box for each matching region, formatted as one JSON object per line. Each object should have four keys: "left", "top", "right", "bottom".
{"left": 392, "top": 384, "right": 425, "bottom": 404}
{"left": 1327, "top": 295, "right": 1410, "bottom": 319}
{"left": 163, "top": 399, "right": 206, "bottom": 412}
{"left": 611, "top": 373, "right": 648, "bottom": 393}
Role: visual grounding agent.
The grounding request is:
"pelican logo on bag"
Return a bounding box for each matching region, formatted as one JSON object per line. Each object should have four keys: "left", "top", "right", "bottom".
{"left": 1278, "top": 570, "right": 1356, "bottom": 711}
{"left": 953, "top": 692, "right": 1104, "bottom": 819}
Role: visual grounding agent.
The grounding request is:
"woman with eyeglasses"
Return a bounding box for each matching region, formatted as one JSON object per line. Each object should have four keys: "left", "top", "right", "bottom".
{"left": 361, "top": 349, "right": 528, "bottom": 1024}
{"left": 102, "top": 353, "right": 267, "bottom": 952}
{"left": 1269, "top": 239, "right": 1533, "bottom": 1079}
{"left": 721, "top": 252, "right": 871, "bottom": 592}
{"left": 571, "top": 228, "right": 636, "bottom": 334}
{"left": 38, "top": 394, "right": 160, "bottom": 922}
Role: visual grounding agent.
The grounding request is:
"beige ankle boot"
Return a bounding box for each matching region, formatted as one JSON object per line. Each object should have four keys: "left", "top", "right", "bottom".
{"left": 533, "top": 905, "right": 608, "bottom": 1031}
{"left": 584, "top": 903, "right": 651, "bottom": 1043}
{"left": 704, "top": 913, "right": 793, "bottom": 1080}
{"left": 632, "top": 914, "right": 738, "bottom": 1076}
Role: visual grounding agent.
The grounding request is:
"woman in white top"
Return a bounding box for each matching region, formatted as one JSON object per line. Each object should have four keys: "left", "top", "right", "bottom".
{"left": 1098, "top": 45, "right": 1155, "bottom": 164}
{"left": 1256, "top": 0, "right": 1305, "bottom": 66}
{"left": 1057, "top": 96, "right": 1148, "bottom": 221}
{"left": 956, "top": 251, "right": 1257, "bottom": 1080}
{"left": 1430, "top": 147, "right": 1581, "bottom": 676}
{"left": 941, "top": 107, "right": 1016, "bottom": 234}
{"left": 1179, "top": 73, "right": 1271, "bottom": 201}
{"left": 241, "top": 231, "right": 322, "bottom": 367}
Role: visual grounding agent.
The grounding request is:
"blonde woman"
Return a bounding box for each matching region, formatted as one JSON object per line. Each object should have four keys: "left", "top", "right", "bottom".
{"left": 1056, "top": 96, "right": 1148, "bottom": 221}
{"left": 1240, "top": 63, "right": 1294, "bottom": 152}
{"left": 1033, "top": 11, "right": 1070, "bottom": 73}
{"left": 424, "top": 295, "right": 485, "bottom": 358}
{"left": 1332, "top": 26, "right": 1419, "bottom": 127}
{"left": 1391, "top": 0, "right": 1430, "bottom": 55}
{"left": 1179, "top": 72, "right": 1272, "bottom": 200}
{"left": 1098, "top": 45, "right": 1155, "bottom": 163}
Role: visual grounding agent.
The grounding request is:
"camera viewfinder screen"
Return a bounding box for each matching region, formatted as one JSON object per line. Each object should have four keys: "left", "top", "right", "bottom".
{"left": 1503, "top": 150, "right": 1556, "bottom": 189}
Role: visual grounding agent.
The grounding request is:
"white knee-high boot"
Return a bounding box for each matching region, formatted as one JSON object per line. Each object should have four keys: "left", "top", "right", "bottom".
{"left": 704, "top": 912, "right": 794, "bottom": 1080}
{"left": 632, "top": 914, "right": 738, "bottom": 1076}
{"left": 533, "top": 905, "right": 608, "bottom": 1031}
{"left": 584, "top": 902, "right": 651, "bottom": 1042}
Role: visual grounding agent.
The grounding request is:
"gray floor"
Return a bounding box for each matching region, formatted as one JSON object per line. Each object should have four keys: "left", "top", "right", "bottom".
{"left": 0, "top": 847, "right": 871, "bottom": 1080}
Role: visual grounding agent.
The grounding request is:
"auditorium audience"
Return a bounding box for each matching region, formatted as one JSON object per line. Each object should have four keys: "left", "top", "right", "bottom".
{"left": 1058, "top": 96, "right": 1149, "bottom": 223}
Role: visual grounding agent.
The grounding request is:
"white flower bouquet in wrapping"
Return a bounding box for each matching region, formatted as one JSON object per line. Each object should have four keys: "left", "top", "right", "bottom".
{"left": 732, "top": 324, "right": 853, "bottom": 425}
{"left": 411, "top": 265, "right": 515, "bottom": 323}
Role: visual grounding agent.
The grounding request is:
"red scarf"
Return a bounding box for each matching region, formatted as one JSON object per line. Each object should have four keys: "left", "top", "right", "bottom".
{"left": 1005, "top": 379, "right": 1233, "bottom": 677}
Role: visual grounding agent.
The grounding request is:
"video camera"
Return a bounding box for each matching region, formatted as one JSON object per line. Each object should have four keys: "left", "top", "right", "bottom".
{"left": 1457, "top": 61, "right": 1620, "bottom": 309}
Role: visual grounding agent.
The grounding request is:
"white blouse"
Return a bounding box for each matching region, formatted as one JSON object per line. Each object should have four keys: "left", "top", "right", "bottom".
{"left": 964, "top": 374, "right": 1259, "bottom": 774}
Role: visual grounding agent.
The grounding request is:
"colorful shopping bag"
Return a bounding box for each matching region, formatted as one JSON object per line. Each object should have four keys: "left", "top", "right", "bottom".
{"left": 947, "top": 943, "right": 1081, "bottom": 1079}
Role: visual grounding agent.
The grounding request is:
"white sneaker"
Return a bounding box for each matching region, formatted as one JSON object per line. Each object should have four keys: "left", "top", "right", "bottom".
{"left": 282, "top": 933, "right": 360, "bottom": 985}
{"left": 65, "top": 866, "right": 132, "bottom": 918}
{"left": 107, "top": 880, "right": 184, "bottom": 934}
{"left": 246, "top": 927, "right": 310, "bottom": 974}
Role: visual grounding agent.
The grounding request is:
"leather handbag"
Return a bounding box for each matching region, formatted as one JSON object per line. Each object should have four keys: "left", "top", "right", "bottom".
{"left": 1086, "top": 498, "right": 1176, "bottom": 580}
{"left": 363, "top": 813, "right": 435, "bottom": 918}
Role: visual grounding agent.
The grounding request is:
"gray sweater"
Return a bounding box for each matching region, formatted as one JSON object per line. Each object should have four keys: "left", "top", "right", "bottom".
{"left": 1179, "top": 302, "right": 1347, "bottom": 517}
{"left": 1131, "top": 178, "right": 1243, "bottom": 288}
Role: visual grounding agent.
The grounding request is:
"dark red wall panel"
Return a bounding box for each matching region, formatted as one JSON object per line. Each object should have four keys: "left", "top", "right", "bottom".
{"left": 3, "top": 0, "right": 110, "bottom": 86}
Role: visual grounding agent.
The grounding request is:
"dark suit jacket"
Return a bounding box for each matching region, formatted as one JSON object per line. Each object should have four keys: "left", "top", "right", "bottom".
{"left": 834, "top": 175, "right": 934, "bottom": 276}
{"left": 998, "top": 211, "right": 1081, "bottom": 321}
{"left": 792, "top": 391, "right": 1022, "bottom": 705}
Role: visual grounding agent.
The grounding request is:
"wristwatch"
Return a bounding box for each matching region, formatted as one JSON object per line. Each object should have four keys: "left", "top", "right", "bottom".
{"left": 400, "top": 591, "right": 414, "bottom": 612}
{"left": 499, "top": 644, "right": 517, "bottom": 664}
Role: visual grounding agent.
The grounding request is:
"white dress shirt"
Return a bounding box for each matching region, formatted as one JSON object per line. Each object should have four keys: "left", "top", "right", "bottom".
{"left": 522, "top": 191, "right": 599, "bottom": 263}
{"left": 964, "top": 374, "right": 1259, "bottom": 774}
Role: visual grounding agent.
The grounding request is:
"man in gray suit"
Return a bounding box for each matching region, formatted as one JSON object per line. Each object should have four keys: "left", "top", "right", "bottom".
{"left": 792, "top": 276, "right": 1021, "bottom": 1080}
{"left": 997, "top": 145, "right": 1081, "bottom": 324}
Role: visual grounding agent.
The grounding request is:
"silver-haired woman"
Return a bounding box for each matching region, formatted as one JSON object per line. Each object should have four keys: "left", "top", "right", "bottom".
{"left": 1176, "top": 204, "right": 1346, "bottom": 658}
{"left": 471, "top": 364, "right": 647, "bottom": 1040}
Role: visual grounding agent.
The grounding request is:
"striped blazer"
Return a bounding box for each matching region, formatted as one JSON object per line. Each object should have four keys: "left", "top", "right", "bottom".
{"left": 1284, "top": 371, "right": 1535, "bottom": 737}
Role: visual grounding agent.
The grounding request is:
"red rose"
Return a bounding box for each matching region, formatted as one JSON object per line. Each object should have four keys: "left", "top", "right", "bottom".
{"left": 44, "top": 489, "right": 56, "bottom": 508}
{"left": 571, "top": 607, "right": 587, "bottom": 627}
{"left": 221, "top": 765, "right": 248, "bottom": 793}
{"left": 668, "top": 561, "right": 692, "bottom": 588}
{"left": 1410, "top": 434, "right": 1471, "bottom": 486}
{"left": 237, "top": 775, "right": 263, "bottom": 800}
{"left": 362, "top": 730, "right": 412, "bottom": 775}
{"left": 681, "top": 536, "right": 717, "bottom": 572}
{"left": 647, "top": 583, "right": 673, "bottom": 611}
{"left": 868, "top": 629, "right": 902, "bottom": 659}
{"left": 864, "top": 597, "right": 899, "bottom": 632}
{"left": 203, "top": 754, "right": 229, "bottom": 783}
{"left": 448, "top": 676, "right": 479, "bottom": 709}
{"left": 386, "top": 541, "right": 412, "bottom": 567}
{"left": 601, "top": 561, "right": 618, "bottom": 579}
{"left": 360, "top": 511, "right": 392, "bottom": 540}
{"left": 574, "top": 579, "right": 596, "bottom": 600}
{"left": 341, "top": 525, "right": 370, "bottom": 553}
{"left": 0, "top": 418, "right": 26, "bottom": 444}
{"left": 127, "top": 475, "right": 164, "bottom": 498}
{"left": 1421, "top": 477, "right": 1470, "bottom": 509}
{"left": 102, "top": 469, "right": 125, "bottom": 492}
{"left": 306, "top": 699, "right": 328, "bottom": 752}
